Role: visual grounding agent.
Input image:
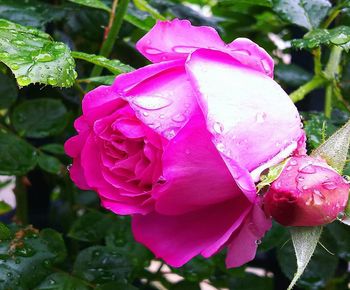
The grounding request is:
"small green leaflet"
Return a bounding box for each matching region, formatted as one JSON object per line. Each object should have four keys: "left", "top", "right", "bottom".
{"left": 68, "top": 0, "right": 111, "bottom": 13}
{"left": 256, "top": 158, "right": 289, "bottom": 192}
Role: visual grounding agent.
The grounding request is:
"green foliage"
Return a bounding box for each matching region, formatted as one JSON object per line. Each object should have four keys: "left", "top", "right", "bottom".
{"left": 0, "top": 131, "right": 37, "bottom": 175}
{"left": 0, "top": 19, "right": 77, "bottom": 87}
{"left": 11, "top": 99, "right": 68, "bottom": 138}
{"left": 0, "top": 0, "right": 349, "bottom": 289}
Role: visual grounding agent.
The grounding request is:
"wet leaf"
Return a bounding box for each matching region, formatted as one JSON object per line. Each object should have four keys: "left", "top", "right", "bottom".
{"left": 0, "top": 132, "right": 37, "bottom": 175}
{"left": 0, "top": 19, "right": 76, "bottom": 87}
{"left": 72, "top": 51, "right": 133, "bottom": 74}
{"left": 292, "top": 26, "right": 350, "bottom": 50}
{"left": 272, "top": 0, "right": 331, "bottom": 30}
{"left": 12, "top": 99, "right": 68, "bottom": 138}
{"left": 68, "top": 0, "right": 111, "bottom": 12}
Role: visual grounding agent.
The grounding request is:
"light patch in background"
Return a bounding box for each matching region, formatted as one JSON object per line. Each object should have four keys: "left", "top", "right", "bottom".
{"left": 0, "top": 176, "right": 16, "bottom": 209}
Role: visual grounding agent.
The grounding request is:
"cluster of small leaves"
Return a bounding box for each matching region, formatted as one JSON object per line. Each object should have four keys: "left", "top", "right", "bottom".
{"left": 0, "top": 0, "right": 350, "bottom": 290}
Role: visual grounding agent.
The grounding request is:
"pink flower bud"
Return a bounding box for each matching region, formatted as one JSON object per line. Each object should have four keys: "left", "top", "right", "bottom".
{"left": 263, "top": 156, "right": 349, "bottom": 226}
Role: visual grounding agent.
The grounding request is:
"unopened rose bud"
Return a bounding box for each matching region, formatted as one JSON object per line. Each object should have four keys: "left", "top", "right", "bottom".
{"left": 263, "top": 156, "right": 350, "bottom": 226}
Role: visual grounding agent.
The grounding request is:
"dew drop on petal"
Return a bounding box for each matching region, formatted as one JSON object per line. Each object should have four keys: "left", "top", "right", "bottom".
{"left": 213, "top": 122, "right": 224, "bottom": 134}
{"left": 132, "top": 96, "right": 173, "bottom": 110}
{"left": 67, "top": 164, "right": 72, "bottom": 172}
{"left": 255, "top": 239, "right": 262, "bottom": 245}
{"left": 290, "top": 159, "right": 298, "bottom": 166}
{"left": 322, "top": 181, "right": 337, "bottom": 190}
{"left": 337, "top": 211, "right": 345, "bottom": 221}
{"left": 299, "top": 164, "right": 316, "bottom": 174}
{"left": 172, "top": 113, "right": 186, "bottom": 123}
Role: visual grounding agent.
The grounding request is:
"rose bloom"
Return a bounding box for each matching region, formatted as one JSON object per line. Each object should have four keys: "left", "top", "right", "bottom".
{"left": 264, "top": 156, "right": 350, "bottom": 226}
{"left": 65, "top": 19, "right": 306, "bottom": 267}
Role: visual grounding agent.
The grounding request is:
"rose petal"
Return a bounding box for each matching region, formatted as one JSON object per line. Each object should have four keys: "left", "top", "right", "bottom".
{"left": 228, "top": 38, "right": 274, "bottom": 77}
{"left": 155, "top": 111, "right": 248, "bottom": 215}
{"left": 226, "top": 203, "right": 271, "bottom": 268}
{"left": 136, "top": 19, "right": 224, "bottom": 63}
{"left": 186, "top": 49, "right": 304, "bottom": 173}
{"left": 113, "top": 60, "right": 197, "bottom": 140}
{"left": 132, "top": 197, "right": 251, "bottom": 267}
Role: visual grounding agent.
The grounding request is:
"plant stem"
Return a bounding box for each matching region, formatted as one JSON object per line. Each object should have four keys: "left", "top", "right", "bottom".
{"left": 89, "top": 0, "right": 129, "bottom": 79}
{"left": 312, "top": 48, "right": 322, "bottom": 75}
{"left": 289, "top": 77, "right": 325, "bottom": 103}
{"left": 324, "top": 46, "right": 342, "bottom": 80}
{"left": 324, "top": 85, "right": 333, "bottom": 118}
{"left": 14, "top": 176, "right": 28, "bottom": 225}
{"left": 322, "top": 8, "right": 341, "bottom": 29}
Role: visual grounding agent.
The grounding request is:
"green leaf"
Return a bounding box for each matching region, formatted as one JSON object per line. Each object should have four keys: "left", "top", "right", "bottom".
{"left": 40, "top": 144, "right": 65, "bottom": 155}
{"left": 38, "top": 152, "right": 62, "bottom": 174}
{"left": 0, "top": 222, "right": 11, "bottom": 240}
{"left": 72, "top": 51, "right": 134, "bottom": 75}
{"left": 73, "top": 246, "right": 132, "bottom": 283}
{"left": 0, "top": 227, "right": 67, "bottom": 289}
{"left": 34, "top": 273, "right": 90, "bottom": 290}
{"left": 286, "top": 226, "right": 323, "bottom": 290}
{"left": 278, "top": 228, "right": 338, "bottom": 289}
{"left": 292, "top": 26, "right": 350, "bottom": 49}
{"left": 0, "top": 0, "right": 66, "bottom": 29}
{"left": 134, "top": 0, "right": 165, "bottom": 20}
{"left": 12, "top": 99, "right": 68, "bottom": 138}
{"left": 68, "top": 210, "right": 117, "bottom": 242}
{"left": 68, "top": 0, "right": 111, "bottom": 13}
{"left": 275, "top": 63, "right": 313, "bottom": 88}
{"left": 0, "top": 19, "right": 77, "bottom": 87}
{"left": 125, "top": 3, "right": 156, "bottom": 31}
{"left": 77, "top": 75, "right": 115, "bottom": 86}
{"left": 257, "top": 158, "right": 289, "bottom": 192}
{"left": 311, "top": 118, "right": 350, "bottom": 172}
{"left": 169, "top": 281, "right": 201, "bottom": 290}
{"left": 272, "top": 0, "right": 331, "bottom": 30}
{"left": 0, "top": 201, "right": 12, "bottom": 215}
{"left": 0, "top": 131, "right": 37, "bottom": 175}
{"left": 327, "top": 222, "right": 350, "bottom": 261}
{"left": 0, "top": 73, "right": 18, "bottom": 109}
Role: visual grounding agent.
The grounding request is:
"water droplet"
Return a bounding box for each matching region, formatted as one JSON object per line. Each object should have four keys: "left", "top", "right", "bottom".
{"left": 48, "top": 77, "right": 57, "bottom": 86}
{"left": 216, "top": 142, "right": 225, "bottom": 152}
{"left": 163, "top": 127, "right": 177, "bottom": 139}
{"left": 302, "top": 185, "right": 308, "bottom": 190}
{"left": 255, "top": 112, "right": 267, "bottom": 123}
{"left": 157, "top": 176, "right": 166, "bottom": 184}
{"left": 213, "top": 122, "right": 224, "bottom": 134}
{"left": 6, "top": 272, "right": 12, "bottom": 278}
{"left": 15, "top": 246, "right": 35, "bottom": 257}
{"left": 93, "top": 250, "right": 101, "bottom": 257}
{"left": 12, "top": 39, "right": 25, "bottom": 46}
{"left": 290, "top": 159, "right": 298, "bottom": 166}
{"left": 299, "top": 164, "right": 316, "bottom": 174}
{"left": 67, "top": 164, "right": 72, "bottom": 172}
{"left": 300, "top": 122, "right": 304, "bottom": 129}
{"left": 17, "top": 76, "right": 31, "bottom": 86}
{"left": 172, "top": 45, "right": 195, "bottom": 53}
{"left": 322, "top": 181, "right": 337, "bottom": 190}
{"left": 49, "top": 279, "right": 56, "bottom": 285}
{"left": 132, "top": 96, "right": 173, "bottom": 110}
{"left": 255, "top": 239, "right": 262, "bottom": 245}
{"left": 286, "top": 166, "right": 293, "bottom": 171}
{"left": 313, "top": 189, "right": 325, "bottom": 199}
{"left": 11, "top": 64, "right": 19, "bottom": 70}
{"left": 275, "top": 142, "right": 281, "bottom": 147}
{"left": 185, "top": 149, "right": 190, "bottom": 155}
{"left": 159, "top": 114, "right": 165, "bottom": 119}
{"left": 35, "top": 53, "right": 54, "bottom": 62}
{"left": 172, "top": 113, "right": 186, "bottom": 123}
{"left": 144, "top": 47, "right": 163, "bottom": 55}
{"left": 142, "top": 112, "right": 149, "bottom": 117}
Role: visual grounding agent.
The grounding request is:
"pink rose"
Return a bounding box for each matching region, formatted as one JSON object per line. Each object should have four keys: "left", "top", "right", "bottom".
{"left": 65, "top": 19, "right": 306, "bottom": 267}
{"left": 263, "top": 156, "right": 349, "bottom": 226}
